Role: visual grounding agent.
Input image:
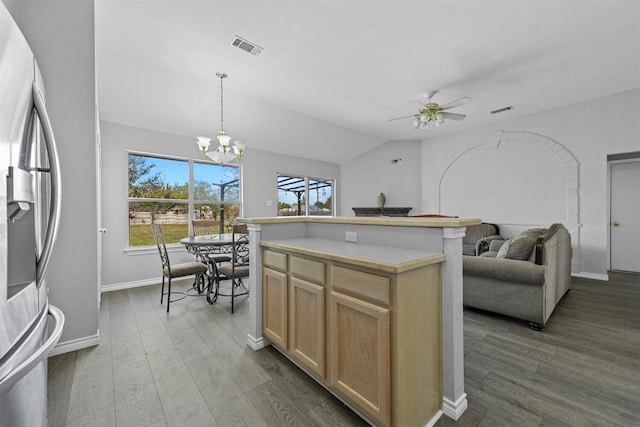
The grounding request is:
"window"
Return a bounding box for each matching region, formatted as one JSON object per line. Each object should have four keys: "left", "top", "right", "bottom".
{"left": 277, "top": 174, "right": 334, "bottom": 216}
{"left": 193, "top": 161, "right": 241, "bottom": 230}
{"left": 128, "top": 153, "right": 241, "bottom": 246}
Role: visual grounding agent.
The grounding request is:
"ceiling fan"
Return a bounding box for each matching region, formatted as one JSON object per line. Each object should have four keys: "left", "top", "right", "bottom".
{"left": 389, "top": 91, "right": 471, "bottom": 129}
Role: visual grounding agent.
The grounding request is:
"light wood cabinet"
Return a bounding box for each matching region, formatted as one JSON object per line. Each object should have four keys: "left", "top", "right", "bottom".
{"left": 262, "top": 267, "right": 288, "bottom": 349}
{"left": 261, "top": 245, "right": 442, "bottom": 427}
{"left": 329, "top": 290, "right": 391, "bottom": 425}
{"left": 289, "top": 277, "right": 325, "bottom": 377}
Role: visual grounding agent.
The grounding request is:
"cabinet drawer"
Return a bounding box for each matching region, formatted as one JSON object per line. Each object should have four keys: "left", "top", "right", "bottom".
{"left": 290, "top": 256, "right": 325, "bottom": 285}
{"left": 331, "top": 266, "right": 390, "bottom": 306}
{"left": 263, "top": 249, "right": 287, "bottom": 272}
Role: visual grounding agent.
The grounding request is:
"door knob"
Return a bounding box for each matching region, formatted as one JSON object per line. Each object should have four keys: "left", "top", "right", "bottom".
{"left": 99, "top": 228, "right": 108, "bottom": 233}
{"left": 613, "top": 221, "right": 619, "bottom": 227}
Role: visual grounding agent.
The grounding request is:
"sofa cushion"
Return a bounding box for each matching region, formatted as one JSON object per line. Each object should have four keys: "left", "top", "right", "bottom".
{"left": 462, "top": 243, "right": 477, "bottom": 256}
{"left": 463, "top": 256, "right": 545, "bottom": 285}
{"left": 521, "top": 228, "right": 547, "bottom": 237}
{"left": 464, "top": 223, "right": 499, "bottom": 245}
{"left": 480, "top": 251, "right": 498, "bottom": 258}
{"left": 496, "top": 235, "right": 537, "bottom": 260}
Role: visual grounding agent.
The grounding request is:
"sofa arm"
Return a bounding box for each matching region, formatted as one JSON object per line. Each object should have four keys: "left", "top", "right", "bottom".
{"left": 463, "top": 256, "right": 545, "bottom": 285}
{"left": 476, "top": 235, "right": 504, "bottom": 255}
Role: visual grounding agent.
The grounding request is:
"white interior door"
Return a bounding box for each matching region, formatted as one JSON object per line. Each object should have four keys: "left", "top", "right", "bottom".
{"left": 610, "top": 159, "right": 640, "bottom": 272}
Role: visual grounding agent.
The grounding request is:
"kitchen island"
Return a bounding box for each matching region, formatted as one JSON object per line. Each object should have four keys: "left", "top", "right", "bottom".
{"left": 238, "top": 216, "right": 480, "bottom": 426}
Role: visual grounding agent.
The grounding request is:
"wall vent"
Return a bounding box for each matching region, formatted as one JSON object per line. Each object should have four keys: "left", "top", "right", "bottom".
{"left": 231, "top": 36, "right": 263, "bottom": 56}
{"left": 490, "top": 106, "right": 514, "bottom": 114}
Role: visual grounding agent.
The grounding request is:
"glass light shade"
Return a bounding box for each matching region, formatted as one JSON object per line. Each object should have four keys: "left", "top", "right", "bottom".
{"left": 207, "top": 150, "right": 236, "bottom": 164}
{"left": 233, "top": 141, "right": 245, "bottom": 159}
{"left": 419, "top": 114, "right": 429, "bottom": 123}
{"left": 217, "top": 131, "right": 231, "bottom": 147}
{"left": 196, "top": 136, "right": 212, "bottom": 157}
{"left": 420, "top": 121, "right": 428, "bottom": 129}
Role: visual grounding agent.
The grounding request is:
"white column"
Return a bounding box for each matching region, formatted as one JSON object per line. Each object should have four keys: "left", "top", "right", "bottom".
{"left": 441, "top": 227, "right": 468, "bottom": 420}
{"left": 246, "top": 223, "right": 268, "bottom": 350}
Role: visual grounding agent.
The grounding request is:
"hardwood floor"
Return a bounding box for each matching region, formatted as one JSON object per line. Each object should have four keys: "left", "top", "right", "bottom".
{"left": 48, "top": 272, "right": 639, "bottom": 427}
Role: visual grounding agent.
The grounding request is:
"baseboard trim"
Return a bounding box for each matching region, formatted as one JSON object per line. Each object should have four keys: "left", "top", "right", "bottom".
{"left": 442, "top": 393, "right": 468, "bottom": 420}
{"left": 102, "top": 277, "right": 161, "bottom": 293}
{"left": 247, "top": 334, "right": 269, "bottom": 350}
{"left": 49, "top": 331, "right": 100, "bottom": 357}
{"left": 426, "top": 410, "right": 443, "bottom": 427}
{"left": 572, "top": 272, "right": 609, "bottom": 281}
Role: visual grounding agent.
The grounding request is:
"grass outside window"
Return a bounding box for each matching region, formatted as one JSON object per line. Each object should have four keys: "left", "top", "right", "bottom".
{"left": 129, "top": 223, "right": 188, "bottom": 247}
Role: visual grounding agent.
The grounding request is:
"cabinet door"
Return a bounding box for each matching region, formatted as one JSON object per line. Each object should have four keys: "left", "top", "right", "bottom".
{"left": 329, "top": 291, "right": 390, "bottom": 426}
{"left": 263, "top": 268, "right": 288, "bottom": 349}
{"left": 289, "top": 277, "right": 325, "bottom": 378}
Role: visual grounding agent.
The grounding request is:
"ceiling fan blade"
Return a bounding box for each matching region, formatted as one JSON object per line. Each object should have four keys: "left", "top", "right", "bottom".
{"left": 388, "top": 114, "right": 415, "bottom": 122}
{"left": 440, "top": 97, "right": 472, "bottom": 110}
{"left": 440, "top": 112, "right": 466, "bottom": 121}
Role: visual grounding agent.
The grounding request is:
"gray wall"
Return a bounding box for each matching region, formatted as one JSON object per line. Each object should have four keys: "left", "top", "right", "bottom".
{"left": 340, "top": 88, "right": 640, "bottom": 278}
{"left": 5, "top": 0, "right": 99, "bottom": 347}
{"left": 100, "top": 121, "right": 340, "bottom": 288}
{"left": 340, "top": 139, "right": 422, "bottom": 215}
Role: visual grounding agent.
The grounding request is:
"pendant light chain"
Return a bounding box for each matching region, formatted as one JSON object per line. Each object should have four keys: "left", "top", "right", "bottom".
{"left": 219, "top": 73, "right": 224, "bottom": 132}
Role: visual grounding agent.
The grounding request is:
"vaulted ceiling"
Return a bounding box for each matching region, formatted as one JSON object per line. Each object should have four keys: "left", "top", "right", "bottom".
{"left": 95, "top": 0, "right": 640, "bottom": 164}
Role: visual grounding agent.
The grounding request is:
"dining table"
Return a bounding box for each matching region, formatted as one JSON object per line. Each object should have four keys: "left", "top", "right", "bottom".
{"left": 180, "top": 233, "right": 239, "bottom": 303}
{"left": 180, "top": 233, "right": 236, "bottom": 256}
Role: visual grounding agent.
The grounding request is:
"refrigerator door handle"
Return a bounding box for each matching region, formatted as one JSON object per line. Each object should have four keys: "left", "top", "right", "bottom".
{"left": 32, "top": 82, "right": 62, "bottom": 284}
{"left": 0, "top": 305, "right": 64, "bottom": 394}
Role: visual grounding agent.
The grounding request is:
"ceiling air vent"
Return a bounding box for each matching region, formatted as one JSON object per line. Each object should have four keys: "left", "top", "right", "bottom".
{"left": 231, "top": 35, "right": 263, "bottom": 56}
{"left": 490, "top": 106, "right": 514, "bottom": 114}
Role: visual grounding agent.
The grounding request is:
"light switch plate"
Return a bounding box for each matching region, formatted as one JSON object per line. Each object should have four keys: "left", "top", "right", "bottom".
{"left": 345, "top": 231, "right": 358, "bottom": 242}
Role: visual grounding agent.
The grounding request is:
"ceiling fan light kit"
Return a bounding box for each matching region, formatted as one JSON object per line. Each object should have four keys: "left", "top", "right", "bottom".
{"left": 390, "top": 91, "right": 471, "bottom": 130}
{"left": 196, "top": 72, "right": 246, "bottom": 163}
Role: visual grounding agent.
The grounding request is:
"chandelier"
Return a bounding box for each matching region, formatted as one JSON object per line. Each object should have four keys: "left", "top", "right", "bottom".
{"left": 196, "top": 72, "right": 245, "bottom": 163}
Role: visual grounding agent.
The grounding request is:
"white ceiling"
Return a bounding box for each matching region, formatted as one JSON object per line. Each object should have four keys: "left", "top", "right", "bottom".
{"left": 95, "top": 0, "right": 640, "bottom": 164}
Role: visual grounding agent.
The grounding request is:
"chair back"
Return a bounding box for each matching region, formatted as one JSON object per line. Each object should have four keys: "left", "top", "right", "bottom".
{"left": 232, "top": 224, "right": 249, "bottom": 265}
{"left": 151, "top": 223, "right": 171, "bottom": 273}
{"left": 192, "top": 220, "right": 222, "bottom": 236}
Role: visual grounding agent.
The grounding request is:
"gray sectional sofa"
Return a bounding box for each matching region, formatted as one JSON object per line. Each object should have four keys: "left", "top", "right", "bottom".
{"left": 463, "top": 223, "right": 572, "bottom": 329}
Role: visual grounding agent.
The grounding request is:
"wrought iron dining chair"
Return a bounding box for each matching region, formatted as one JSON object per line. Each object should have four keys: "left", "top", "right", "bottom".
{"left": 151, "top": 224, "right": 209, "bottom": 313}
{"left": 211, "top": 224, "right": 250, "bottom": 313}
{"left": 192, "top": 220, "right": 232, "bottom": 285}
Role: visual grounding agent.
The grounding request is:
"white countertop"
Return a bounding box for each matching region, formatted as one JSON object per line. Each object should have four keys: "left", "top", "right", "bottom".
{"left": 240, "top": 215, "right": 481, "bottom": 228}
{"left": 260, "top": 237, "right": 445, "bottom": 273}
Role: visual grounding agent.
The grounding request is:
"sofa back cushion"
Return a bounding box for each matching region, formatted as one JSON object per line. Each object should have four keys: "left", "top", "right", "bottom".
{"left": 464, "top": 223, "right": 499, "bottom": 245}
{"left": 496, "top": 235, "right": 537, "bottom": 260}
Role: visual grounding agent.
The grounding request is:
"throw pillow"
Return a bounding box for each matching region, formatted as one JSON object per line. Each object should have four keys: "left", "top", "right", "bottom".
{"left": 495, "top": 236, "right": 536, "bottom": 260}
{"left": 506, "top": 235, "right": 537, "bottom": 260}
{"left": 496, "top": 239, "right": 511, "bottom": 259}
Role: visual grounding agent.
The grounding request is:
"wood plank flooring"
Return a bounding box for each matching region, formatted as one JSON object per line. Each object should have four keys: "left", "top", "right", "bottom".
{"left": 48, "top": 272, "right": 640, "bottom": 426}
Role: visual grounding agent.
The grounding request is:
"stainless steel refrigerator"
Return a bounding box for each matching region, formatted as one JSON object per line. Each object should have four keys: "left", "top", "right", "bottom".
{"left": 0, "top": 3, "right": 65, "bottom": 426}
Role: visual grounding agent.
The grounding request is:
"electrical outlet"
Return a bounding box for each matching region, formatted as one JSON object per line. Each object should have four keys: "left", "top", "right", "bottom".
{"left": 345, "top": 231, "right": 358, "bottom": 243}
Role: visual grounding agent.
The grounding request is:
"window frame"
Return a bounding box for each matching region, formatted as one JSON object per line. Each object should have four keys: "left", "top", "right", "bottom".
{"left": 127, "top": 151, "right": 243, "bottom": 250}
{"left": 276, "top": 173, "right": 335, "bottom": 217}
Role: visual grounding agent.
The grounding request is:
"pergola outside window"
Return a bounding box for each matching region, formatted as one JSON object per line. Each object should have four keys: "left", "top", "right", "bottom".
{"left": 277, "top": 174, "right": 334, "bottom": 216}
